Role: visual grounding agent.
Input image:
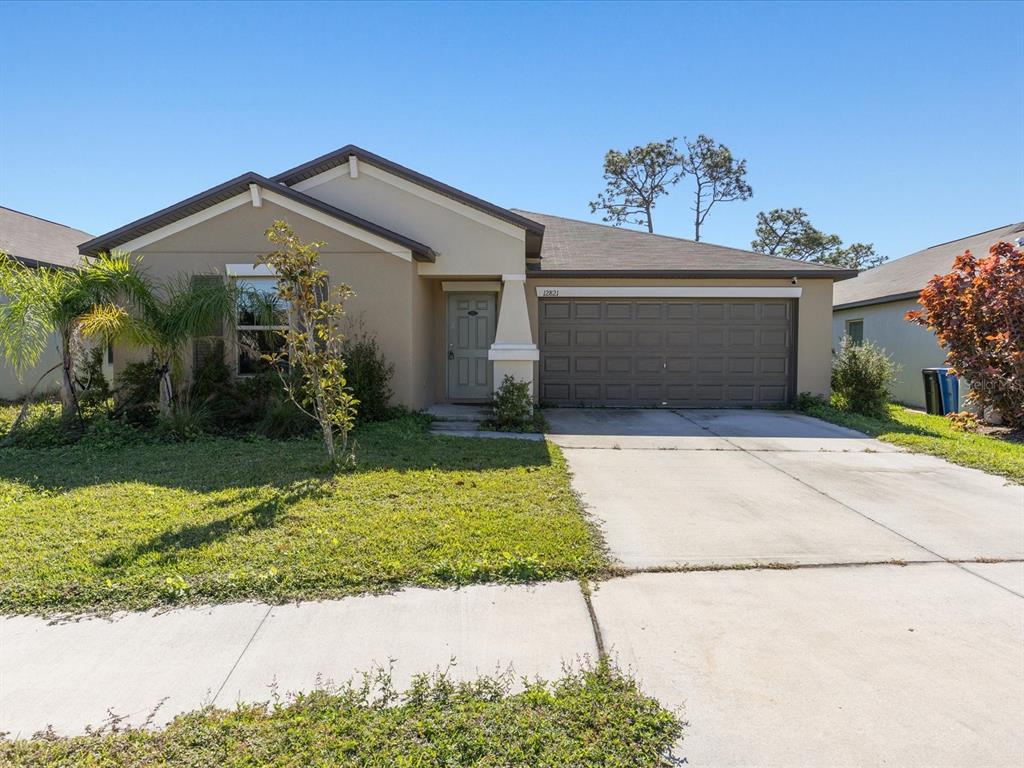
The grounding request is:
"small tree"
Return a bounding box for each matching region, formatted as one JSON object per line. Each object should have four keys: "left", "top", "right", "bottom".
{"left": 751, "top": 208, "right": 886, "bottom": 269}
{"left": 101, "top": 275, "right": 237, "bottom": 416}
{"left": 0, "top": 250, "right": 146, "bottom": 421}
{"left": 681, "top": 134, "right": 752, "bottom": 241}
{"left": 260, "top": 220, "right": 358, "bottom": 465}
{"left": 906, "top": 241, "right": 1024, "bottom": 426}
{"left": 589, "top": 139, "right": 683, "bottom": 233}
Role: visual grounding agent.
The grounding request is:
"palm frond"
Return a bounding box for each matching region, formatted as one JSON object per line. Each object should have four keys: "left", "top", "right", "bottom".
{"left": 0, "top": 253, "right": 62, "bottom": 373}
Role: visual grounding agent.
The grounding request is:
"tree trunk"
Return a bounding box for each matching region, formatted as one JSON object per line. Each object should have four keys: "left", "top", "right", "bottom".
{"left": 158, "top": 365, "right": 174, "bottom": 417}
{"left": 59, "top": 339, "right": 77, "bottom": 421}
{"left": 645, "top": 205, "right": 654, "bottom": 233}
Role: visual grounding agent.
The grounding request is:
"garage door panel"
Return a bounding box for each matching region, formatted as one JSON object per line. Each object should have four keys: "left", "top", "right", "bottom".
{"left": 606, "top": 330, "right": 632, "bottom": 346}
{"left": 539, "top": 297, "right": 794, "bottom": 407}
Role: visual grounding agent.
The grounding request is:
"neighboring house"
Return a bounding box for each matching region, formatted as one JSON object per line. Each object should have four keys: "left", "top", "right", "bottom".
{"left": 80, "top": 145, "right": 856, "bottom": 409}
{"left": 0, "top": 207, "right": 100, "bottom": 401}
{"left": 832, "top": 222, "right": 1024, "bottom": 409}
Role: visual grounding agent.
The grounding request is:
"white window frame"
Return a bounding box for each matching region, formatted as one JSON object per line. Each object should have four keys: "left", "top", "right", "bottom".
{"left": 231, "top": 270, "right": 288, "bottom": 376}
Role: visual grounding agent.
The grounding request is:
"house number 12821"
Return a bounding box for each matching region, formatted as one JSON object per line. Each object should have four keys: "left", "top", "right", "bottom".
{"left": 541, "top": 289, "right": 560, "bottom": 297}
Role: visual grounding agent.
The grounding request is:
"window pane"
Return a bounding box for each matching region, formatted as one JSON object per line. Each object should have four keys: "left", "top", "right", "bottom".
{"left": 847, "top": 320, "right": 864, "bottom": 345}
{"left": 238, "top": 329, "right": 286, "bottom": 374}
{"left": 236, "top": 277, "right": 288, "bottom": 326}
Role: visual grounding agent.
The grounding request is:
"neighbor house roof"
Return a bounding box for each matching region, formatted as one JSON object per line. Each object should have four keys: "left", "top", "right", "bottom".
{"left": 833, "top": 222, "right": 1024, "bottom": 310}
{"left": 513, "top": 210, "right": 859, "bottom": 280}
{"left": 0, "top": 206, "right": 92, "bottom": 268}
{"left": 79, "top": 173, "right": 438, "bottom": 262}
{"left": 272, "top": 145, "right": 545, "bottom": 256}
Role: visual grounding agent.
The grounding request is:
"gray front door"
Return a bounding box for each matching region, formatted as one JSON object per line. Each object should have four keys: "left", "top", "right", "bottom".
{"left": 447, "top": 292, "right": 496, "bottom": 401}
{"left": 539, "top": 297, "right": 795, "bottom": 407}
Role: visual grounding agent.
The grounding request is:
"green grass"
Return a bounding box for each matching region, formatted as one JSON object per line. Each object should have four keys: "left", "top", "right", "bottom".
{"left": 803, "top": 402, "right": 1024, "bottom": 483}
{"left": 0, "top": 410, "right": 605, "bottom": 615}
{"left": 0, "top": 664, "right": 683, "bottom": 767}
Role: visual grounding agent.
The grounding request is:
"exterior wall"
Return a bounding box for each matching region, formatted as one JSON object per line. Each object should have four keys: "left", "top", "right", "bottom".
{"left": 526, "top": 277, "right": 836, "bottom": 400}
{"left": 832, "top": 299, "right": 966, "bottom": 409}
{"left": 293, "top": 166, "right": 526, "bottom": 277}
{"left": 123, "top": 199, "right": 434, "bottom": 409}
{"left": 0, "top": 325, "right": 61, "bottom": 401}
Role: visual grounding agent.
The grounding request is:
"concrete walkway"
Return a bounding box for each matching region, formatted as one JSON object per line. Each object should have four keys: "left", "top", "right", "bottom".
{"left": 1, "top": 581, "right": 598, "bottom": 737}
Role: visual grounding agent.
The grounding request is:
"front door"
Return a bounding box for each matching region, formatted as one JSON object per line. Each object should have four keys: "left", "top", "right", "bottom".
{"left": 447, "top": 292, "right": 496, "bottom": 401}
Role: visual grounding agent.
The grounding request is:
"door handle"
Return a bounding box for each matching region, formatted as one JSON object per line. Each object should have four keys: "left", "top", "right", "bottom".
{"left": 448, "top": 350, "right": 455, "bottom": 360}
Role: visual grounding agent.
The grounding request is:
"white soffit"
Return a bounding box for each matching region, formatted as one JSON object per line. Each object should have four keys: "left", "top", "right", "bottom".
{"left": 534, "top": 286, "right": 803, "bottom": 298}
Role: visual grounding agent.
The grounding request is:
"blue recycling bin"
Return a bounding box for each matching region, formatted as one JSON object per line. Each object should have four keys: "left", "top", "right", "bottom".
{"left": 922, "top": 368, "right": 958, "bottom": 415}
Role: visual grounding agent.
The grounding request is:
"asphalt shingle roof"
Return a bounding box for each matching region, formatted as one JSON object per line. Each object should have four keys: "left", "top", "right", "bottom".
{"left": 512, "top": 210, "right": 857, "bottom": 279}
{"left": 833, "top": 222, "right": 1024, "bottom": 309}
{"left": 0, "top": 206, "right": 92, "bottom": 268}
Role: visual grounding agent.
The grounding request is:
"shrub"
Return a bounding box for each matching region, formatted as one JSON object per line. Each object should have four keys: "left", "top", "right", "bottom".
{"left": 112, "top": 360, "right": 161, "bottom": 428}
{"left": 158, "top": 397, "right": 210, "bottom": 441}
{"left": 831, "top": 336, "right": 897, "bottom": 417}
{"left": 257, "top": 396, "right": 312, "bottom": 439}
{"left": 489, "top": 375, "right": 537, "bottom": 431}
{"left": 76, "top": 345, "right": 111, "bottom": 411}
{"left": 906, "top": 241, "right": 1024, "bottom": 427}
{"left": 342, "top": 332, "right": 395, "bottom": 423}
{"left": 793, "top": 391, "right": 828, "bottom": 412}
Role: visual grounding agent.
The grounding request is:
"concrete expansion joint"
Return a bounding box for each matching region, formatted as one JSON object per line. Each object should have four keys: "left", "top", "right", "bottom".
{"left": 212, "top": 604, "right": 273, "bottom": 705}
{"left": 577, "top": 579, "right": 607, "bottom": 660}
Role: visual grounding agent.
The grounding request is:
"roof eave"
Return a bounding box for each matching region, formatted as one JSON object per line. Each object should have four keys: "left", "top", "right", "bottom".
{"left": 78, "top": 173, "right": 437, "bottom": 263}
{"left": 272, "top": 145, "right": 546, "bottom": 238}
{"left": 833, "top": 290, "right": 922, "bottom": 311}
{"left": 527, "top": 268, "right": 860, "bottom": 280}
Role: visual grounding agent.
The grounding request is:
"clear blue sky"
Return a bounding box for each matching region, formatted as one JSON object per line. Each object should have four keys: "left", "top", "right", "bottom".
{"left": 1, "top": 1, "right": 1021, "bottom": 260}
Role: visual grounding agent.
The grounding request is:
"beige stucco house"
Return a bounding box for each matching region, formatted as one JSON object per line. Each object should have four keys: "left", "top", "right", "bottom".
{"left": 833, "top": 222, "right": 1023, "bottom": 409}
{"left": 80, "top": 145, "right": 856, "bottom": 409}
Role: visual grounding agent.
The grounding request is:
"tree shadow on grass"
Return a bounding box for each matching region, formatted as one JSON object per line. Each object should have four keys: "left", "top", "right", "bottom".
{"left": 0, "top": 418, "right": 554, "bottom": 494}
{"left": 95, "top": 477, "right": 332, "bottom": 570}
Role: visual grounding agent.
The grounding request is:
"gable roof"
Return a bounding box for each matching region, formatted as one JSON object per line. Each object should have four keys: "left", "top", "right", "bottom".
{"left": 79, "top": 173, "right": 437, "bottom": 262}
{"left": 272, "top": 144, "right": 545, "bottom": 254}
{"left": 833, "top": 222, "right": 1024, "bottom": 310}
{"left": 0, "top": 206, "right": 92, "bottom": 268}
{"left": 513, "top": 210, "right": 858, "bottom": 280}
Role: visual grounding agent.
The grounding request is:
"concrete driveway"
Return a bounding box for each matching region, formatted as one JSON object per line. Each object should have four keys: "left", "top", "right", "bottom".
{"left": 547, "top": 407, "right": 1024, "bottom": 766}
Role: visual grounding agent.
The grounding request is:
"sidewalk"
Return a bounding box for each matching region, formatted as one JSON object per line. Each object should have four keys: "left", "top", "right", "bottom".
{"left": 0, "top": 581, "right": 597, "bottom": 737}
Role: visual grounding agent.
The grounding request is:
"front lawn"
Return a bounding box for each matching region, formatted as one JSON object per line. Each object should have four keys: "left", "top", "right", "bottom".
{"left": 0, "top": 412, "right": 605, "bottom": 615}
{"left": 802, "top": 402, "right": 1024, "bottom": 483}
{"left": 0, "top": 664, "right": 682, "bottom": 767}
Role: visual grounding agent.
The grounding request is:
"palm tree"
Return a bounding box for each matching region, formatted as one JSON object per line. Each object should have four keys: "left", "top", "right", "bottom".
{"left": 111, "top": 275, "right": 237, "bottom": 416}
{"left": 0, "top": 251, "right": 147, "bottom": 421}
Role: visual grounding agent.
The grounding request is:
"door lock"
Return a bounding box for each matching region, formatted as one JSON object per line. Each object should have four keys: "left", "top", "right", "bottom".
{"left": 448, "top": 350, "right": 455, "bottom": 360}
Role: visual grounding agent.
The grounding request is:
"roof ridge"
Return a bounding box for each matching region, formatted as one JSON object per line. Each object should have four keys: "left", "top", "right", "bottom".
{"left": 919, "top": 222, "right": 1024, "bottom": 252}
{"left": 0, "top": 205, "right": 92, "bottom": 237}
{"left": 511, "top": 208, "right": 845, "bottom": 270}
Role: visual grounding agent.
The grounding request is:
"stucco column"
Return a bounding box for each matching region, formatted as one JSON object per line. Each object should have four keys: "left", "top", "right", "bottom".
{"left": 488, "top": 274, "right": 539, "bottom": 397}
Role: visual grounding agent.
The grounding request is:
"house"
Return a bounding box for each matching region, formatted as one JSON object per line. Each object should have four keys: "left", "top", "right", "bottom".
{"left": 0, "top": 207, "right": 98, "bottom": 400}
{"left": 832, "top": 222, "right": 1024, "bottom": 409}
{"left": 80, "top": 145, "right": 856, "bottom": 409}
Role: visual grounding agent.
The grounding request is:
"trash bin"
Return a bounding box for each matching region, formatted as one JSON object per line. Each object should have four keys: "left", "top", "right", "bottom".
{"left": 937, "top": 369, "right": 959, "bottom": 414}
{"left": 922, "top": 368, "right": 957, "bottom": 415}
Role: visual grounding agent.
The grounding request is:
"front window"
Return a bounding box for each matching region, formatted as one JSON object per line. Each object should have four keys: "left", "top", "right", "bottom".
{"left": 846, "top": 319, "right": 864, "bottom": 345}
{"left": 235, "top": 276, "right": 288, "bottom": 374}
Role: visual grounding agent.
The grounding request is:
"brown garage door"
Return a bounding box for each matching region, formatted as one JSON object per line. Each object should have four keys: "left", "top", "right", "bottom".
{"left": 538, "top": 297, "right": 795, "bottom": 407}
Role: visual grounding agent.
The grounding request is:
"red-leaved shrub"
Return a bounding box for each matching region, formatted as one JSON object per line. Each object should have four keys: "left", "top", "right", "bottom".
{"left": 906, "top": 241, "right": 1024, "bottom": 426}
